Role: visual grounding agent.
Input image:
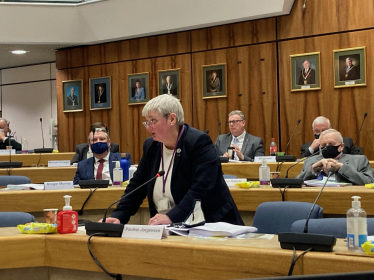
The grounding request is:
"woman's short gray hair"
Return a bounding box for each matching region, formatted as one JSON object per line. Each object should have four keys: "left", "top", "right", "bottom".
{"left": 142, "top": 94, "right": 184, "bottom": 126}
{"left": 228, "top": 110, "right": 245, "bottom": 120}
{"left": 320, "top": 129, "right": 343, "bottom": 143}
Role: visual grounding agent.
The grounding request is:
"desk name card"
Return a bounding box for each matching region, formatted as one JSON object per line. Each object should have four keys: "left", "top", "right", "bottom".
{"left": 0, "top": 149, "right": 15, "bottom": 155}
{"left": 48, "top": 160, "right": 71, "bottom": 167}
{"left": 254, "top": 156, "right": 276, "bottom": 163}
{"left": 122, "top": 225, "right": 167, "bottom": 240}
{"left": 44, "top": 181, "right": 74, "bottom": 190}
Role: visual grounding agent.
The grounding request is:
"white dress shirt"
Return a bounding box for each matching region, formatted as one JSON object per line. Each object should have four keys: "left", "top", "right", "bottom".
{"left": 94, "top": 152, "right": 112, "bottom": 184}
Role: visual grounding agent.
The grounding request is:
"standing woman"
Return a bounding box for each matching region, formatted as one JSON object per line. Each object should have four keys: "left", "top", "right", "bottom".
{"left": 104, "top": 94, "right": 243, "bottom": 226}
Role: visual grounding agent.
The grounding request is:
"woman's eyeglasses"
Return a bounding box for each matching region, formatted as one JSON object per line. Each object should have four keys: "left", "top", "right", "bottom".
{"left": 143, "top": 119, "right": 160, "bottom": 128}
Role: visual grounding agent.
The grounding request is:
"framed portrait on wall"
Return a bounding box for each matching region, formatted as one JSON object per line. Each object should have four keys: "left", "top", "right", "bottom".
{"left": 158, "top": 69, "right": 180, "bottom": 99}
{"left": 202, "top": 63, "right": 227, "bottom": 99}
{"left": 62, "top": 80, "right": 83, "bottom": 112}
{"left": 89, "top": 76, "right": 111, "bottom": 110}
{"left": 290, "top": 52, "right": 321, "bottom": 91}
{"left": 333, "top": 47, "right": 366, "bottom": 88}
{"left": 128, "top": 73, "right": 149, "bottom": 105}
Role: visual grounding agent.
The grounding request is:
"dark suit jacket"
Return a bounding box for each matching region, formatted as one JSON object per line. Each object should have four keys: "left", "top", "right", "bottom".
{"left": 300, "top": 137, "right": 359, "bottom": 158}
{"left": 296, "top": 154, "right": 374, "bottom": 185}
{"left": 95, "top": 90, "right": 107, "bottom": 103}
{"left": 214, "top": 132, "right": 265, "bottom": 161}
{"left": 0, "top": 138, "right": 22, "bottom": 151}
{"left": 340, "top": 65, "right": 360, "bottom": 81}
{"left": 111, "top": 124, "right": 244, "bottom": 225}
{"left": 71, "top": 142, "right": 121, "bottom": 164}
{"left": 73, "top": 152, "right": 125, "bottom": 184}
{"left": 67, "top": 94, "right": 78, "bottom": 106}
{"left": 298, "top": 68, "right": 316, "bottom": 85}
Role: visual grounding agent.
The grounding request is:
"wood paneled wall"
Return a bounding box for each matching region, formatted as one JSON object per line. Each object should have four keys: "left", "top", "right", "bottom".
{"left": 56, "top": 0, "right": 374, "bottom": 162}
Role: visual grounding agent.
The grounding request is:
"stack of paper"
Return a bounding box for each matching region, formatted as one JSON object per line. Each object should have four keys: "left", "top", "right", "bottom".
{"left": 168, "top": 222, "right": 257, "bottom": 237}
{"left": 304, "top": 179, "right": 352, "bottom": 187}
{"left": 6, "top": 184, "right": 45, "bottom": 190}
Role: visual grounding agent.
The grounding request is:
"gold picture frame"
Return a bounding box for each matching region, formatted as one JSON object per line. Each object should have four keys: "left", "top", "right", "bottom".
{"left": 333, "top": 46, "right": 366, "bottom": 88}
{"left": 202, "top": 63, "right": 227, "bottom": 99}
{"left": 62, "top": 79, "right": 83, "bottom": 112}
{"left": 290, "top": 52, "right": 321, "bottom": 92}
{"left": 128, "top": 72, "right": 149, "bottom": 105}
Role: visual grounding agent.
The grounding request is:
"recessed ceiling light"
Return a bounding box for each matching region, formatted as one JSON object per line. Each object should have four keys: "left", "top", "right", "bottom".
{"left": 10, "top": 50, "right": 28, "bottom": 55}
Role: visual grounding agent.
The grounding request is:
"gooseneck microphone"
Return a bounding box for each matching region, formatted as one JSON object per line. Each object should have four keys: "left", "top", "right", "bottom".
{"left": 34, "top": 118, "right": 53, "bottom": 153}
{"left": 285, "top": 147, "right": 326, "bottom": 178}
{"left": 204, "top": 129, "right": 209, "bottom": 135}
{"left": 85, "top": 170, "right": 165, "bottom": 236}
{"left": 278, "top": 167, "right": 337, "bottom": 252}
{"left": 354, "top": 112, "right": 367, "bottom": 147}
{"left": 283, "top": 119, "right": 301, "bottom": 155}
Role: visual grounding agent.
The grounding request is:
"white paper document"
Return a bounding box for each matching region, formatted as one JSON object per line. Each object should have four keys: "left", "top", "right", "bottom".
{"left": 6, "top": 184, "right": 45, "bottom": 190}
{"left": 304, "top": 179, "right": 352, "bottom": 187}
{"left": 168, "top": 222, "right": 257, "bottom": 237}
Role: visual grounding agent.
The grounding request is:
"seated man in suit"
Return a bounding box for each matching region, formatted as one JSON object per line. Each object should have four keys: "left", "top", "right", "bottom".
{"left": 0, "top": 118, "right": 22, "bottom": 151}
{"left": 300, "top": 116, "right": 358, "bottom": 158}
{"left": 215, "top": 110, "right": 265, "bottom": 161}
{"left": 73, "top": 128, "right": 132, "bottom": 185}
{"left": 296, "top": 129, "right": 373, "bottom": 185}
{"left": 71, "top": 122, "right": 120, "bottom": 164}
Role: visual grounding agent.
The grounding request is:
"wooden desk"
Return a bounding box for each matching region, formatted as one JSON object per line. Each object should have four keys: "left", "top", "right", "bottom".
{"left": 1, "top": 227, "right": 374, "bottom": 279}
{"left": 0, "top": 166, "right": 77, "bottom": 183}
{"left": 0, "top": 153, "right": 75, "bottom": 167}
{"left": 1, "top": 186, "right": 374, "bottom": 215}
{"left": 222, "top": 161, "right": 374, "bottom": 179}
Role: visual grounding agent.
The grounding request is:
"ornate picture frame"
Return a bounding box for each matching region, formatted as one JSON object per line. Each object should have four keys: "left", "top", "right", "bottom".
{"left": 202, "top": 63, "right": 227, "bottom": 99}
{"left": 62, "top": 79, "right": 83, "bottom": 112}
{"left": 290, "top": 52, "right": 321, "bottom": 92}
{"left": 128, "top": 73, "right": 149, "bottom": 105}
{"left": 89, "top": 76, "right": 111, "bottom": 110}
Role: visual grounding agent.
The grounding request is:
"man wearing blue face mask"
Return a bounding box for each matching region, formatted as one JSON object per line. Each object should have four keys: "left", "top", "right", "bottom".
{"left": 73, "top": 129, "right": 133, "bottom": 185}
{"left": 296, "top": 129, "right": 374, "bottom": 185}
{"left": 300, "top": 116, "right": 358, "bottom": 158}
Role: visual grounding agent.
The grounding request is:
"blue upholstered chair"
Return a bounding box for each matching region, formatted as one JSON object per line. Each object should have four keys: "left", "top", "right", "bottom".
{"left": 0, "top": 175, "right": 31, "bottom": 186}
{"left": 223, "top": 174, "right": 238, "bottom": 179}
{"left": 252, "top": 201, "right": 323, "bottom": 234}
{"left": 0, "top": 212, "right": 35, "bottom": 227}
{"left": 291, "top": 218, "right": 374, "bottom": 238}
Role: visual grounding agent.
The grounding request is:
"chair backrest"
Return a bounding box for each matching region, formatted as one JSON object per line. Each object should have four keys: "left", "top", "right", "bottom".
{"left": 0, "top": 175, "right": 31, "bottom": 186}
{"left": 252, "top": 201, "right": 323, "bottom": 234}
{"left": 0, "top": 212, "right": 35, "bottom": 227}
{"left": 291, "top": 218, "right": 374, "bottom": 238}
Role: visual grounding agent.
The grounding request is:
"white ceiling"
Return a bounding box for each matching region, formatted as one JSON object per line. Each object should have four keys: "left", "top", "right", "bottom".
{"left": 0, "top": 0, "right": 295, "bottom": 69}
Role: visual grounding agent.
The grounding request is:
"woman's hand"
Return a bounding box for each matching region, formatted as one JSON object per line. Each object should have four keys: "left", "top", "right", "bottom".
{"left": 98, "top": 217, "right": 120, "bottom": 224}
{"left": 148, "top": 214, "right": 172, "bottom": 225}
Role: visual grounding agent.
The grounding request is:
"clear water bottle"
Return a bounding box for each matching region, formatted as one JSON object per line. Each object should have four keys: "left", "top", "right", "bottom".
{"left": 270, "top": 138, "right": 277, "bottom": 156}
{"left": 21, "top": 137, "right": 28, "bottom": 154}
{"left": 259, "top": 158, "right": 270, "bottom": 187}
{"left": 347, "top": 196, "right": 367, "bottom": 252}
{"left": 129, "top": 165, "right": 137, "bottom": 180}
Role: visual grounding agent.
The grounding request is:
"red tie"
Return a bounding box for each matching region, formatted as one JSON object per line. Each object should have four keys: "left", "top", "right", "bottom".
{"left": 96, "top": 159, "right": 105, "bottom": 179}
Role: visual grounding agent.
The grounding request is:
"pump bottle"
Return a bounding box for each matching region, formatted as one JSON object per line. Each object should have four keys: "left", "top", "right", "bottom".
{"left": 259, "top": 158, "right": 270, "bottom": 187}
{"left": 129, "top": 165, "right": 137, "bottom": 180}
{"left": 113, "top": 161, "right": 123, "bottom": 186}
{"left": 57, "top": 195, "right": 78, "bottom": 234}
{"left": 347, "top": 196, "right": 367, "bottom": 252}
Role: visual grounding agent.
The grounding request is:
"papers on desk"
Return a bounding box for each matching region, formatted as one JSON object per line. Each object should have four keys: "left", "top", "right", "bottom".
{"left": 168, "top": 222, "right": 257, "bottom": 238}
{"left": 304, "top": 179, "right": 352, "bottom": 187}
{"left": 6, "top": 184, "right": 45, "bottom": 190}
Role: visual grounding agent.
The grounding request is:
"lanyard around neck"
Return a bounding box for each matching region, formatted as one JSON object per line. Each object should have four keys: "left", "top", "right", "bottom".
{"left": 161, "top": 125, "right": 185, "bottom": 193}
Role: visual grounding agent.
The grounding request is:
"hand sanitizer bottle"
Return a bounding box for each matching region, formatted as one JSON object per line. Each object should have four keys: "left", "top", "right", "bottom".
{"left": 57, "top": 195, "right": 78, "bottom": 234}
{"left": 259, "top": 158, "right": 270, "bottom": 187}
{"left": 347, "top": 196, "right": 367, "bottom": 252}
{"left": 113, "top": 161, "right": 123, "bottom": 186}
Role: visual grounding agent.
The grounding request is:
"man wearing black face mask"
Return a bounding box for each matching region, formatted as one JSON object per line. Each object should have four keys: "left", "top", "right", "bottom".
{"left": 296, "top": 129, "right": 373, "bottom": 185}
{"left": 73, "top": 129, "right": 133, "bottom": 185}
{"left": 300, "top": 116, "right": 358, "bottom": 158}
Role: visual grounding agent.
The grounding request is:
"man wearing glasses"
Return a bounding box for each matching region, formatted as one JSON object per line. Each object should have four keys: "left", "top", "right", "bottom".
{"left": 214, "top": 110, "right": 265, "bottom": 161}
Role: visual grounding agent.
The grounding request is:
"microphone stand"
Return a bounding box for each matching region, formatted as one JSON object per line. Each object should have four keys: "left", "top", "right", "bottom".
{"left": 276, "top": 119, "right": 301, "bottom": 162}
{"left": 85, "top": 171, "right": 165, "bottom": 237}
{"left": 353, "top": 113, "right": 367, "bottom": 155}
{"left": 278, "top": 168, "right": 337, "bottom": 252}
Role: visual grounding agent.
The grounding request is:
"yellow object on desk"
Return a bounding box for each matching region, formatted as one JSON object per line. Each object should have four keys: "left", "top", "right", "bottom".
{"left": 365, "top": 183, "right": 374, "bottom": 189}
{"left": 235, "top": 181, "right": 260, "bottom": 189}
{"left": 18, "top": 222, "right": 57, "bottom": 234}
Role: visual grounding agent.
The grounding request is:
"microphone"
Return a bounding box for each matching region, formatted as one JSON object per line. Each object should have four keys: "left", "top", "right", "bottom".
{"left": 353, "top": 112, "right": 367, "bottom": 147}
{"left": 278, "top": 167, "right": 337, "bottom": 252}
{"left": 85, "top": 170, "right": 165, "bottom": 237}
{"left": 271, "top": 147, "right": 326, "bottom": 188}
{"left": 34, "top": 118, "right": 53, "bottom": 153}
{"left": 204, "top": 129, "right": 209, "bottom": 135}
{"left": 276, "top": 119, "right": 301, "bottom": 162}
{"left": 218, "top": 122, "right": 221, "bottom": 135}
